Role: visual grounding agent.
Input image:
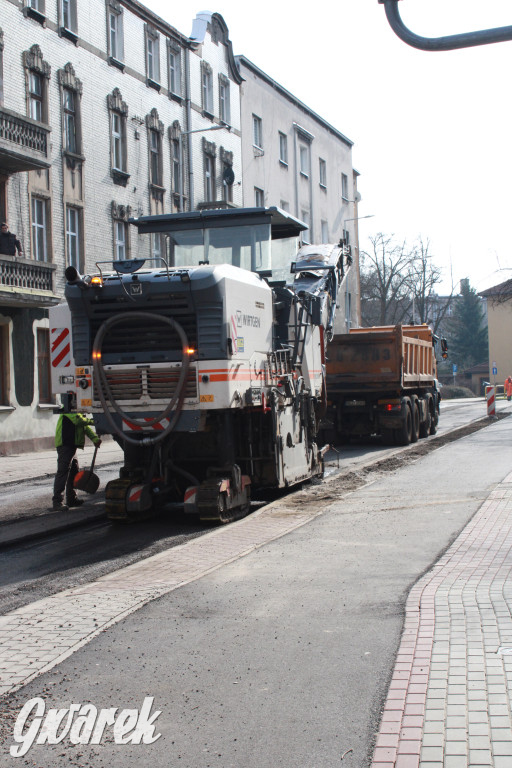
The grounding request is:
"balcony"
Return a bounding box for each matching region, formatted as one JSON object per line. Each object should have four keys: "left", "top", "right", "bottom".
{"left": 0, "top": 255, "right": 59, "bottom": 308}
{"left": 0, "top": 107, "right": 51, "bottom": 173}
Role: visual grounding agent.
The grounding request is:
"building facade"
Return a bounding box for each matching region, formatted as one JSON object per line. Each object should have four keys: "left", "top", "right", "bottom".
{"left": 0, "top": 2, "right": 241, "bottom": 453}
{"left": 0, "top": 3, "right": 361, "bottom": 454}
{"left": 236, "top": 55, "right": 361, "bottom": 334}
{"left": 480, "top": 280, "right": 512, "bottom": 386}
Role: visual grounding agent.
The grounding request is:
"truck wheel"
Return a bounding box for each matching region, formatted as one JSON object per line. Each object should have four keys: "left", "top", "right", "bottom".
{"left": 419, "top": 403, "right": 431, "bottom": 438}
{"left": 410, "top": 399, "right": 420, "bottom": 443}
{"left": 395, "top": 401, "right": 412, "bottom": 446}
{"left": 430, "top": 405, "right": 438, "bottom": 435}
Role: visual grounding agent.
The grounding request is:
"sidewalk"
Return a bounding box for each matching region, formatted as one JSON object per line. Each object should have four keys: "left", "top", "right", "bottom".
{"left": 371, "top": 470, "right": 512, "bottom": 768}
{"left": 0, "top": 438, "right": 124, "bottom": 487}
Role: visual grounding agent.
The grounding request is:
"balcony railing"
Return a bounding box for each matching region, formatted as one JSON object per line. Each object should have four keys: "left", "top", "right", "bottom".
{"left": 0, "top": 107, "right": 51, "bottom": 173}
{"left": 0, "top": 255, "right": 58, "bottom": 305}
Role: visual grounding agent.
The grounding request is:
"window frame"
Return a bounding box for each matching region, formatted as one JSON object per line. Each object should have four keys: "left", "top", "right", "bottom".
{"left": 319, "top": 158, "right": 327, "bottom": 189}
{"left": 65, "top": 205, "right": 82, "bottom": 270}
{"left": 107, "top": 1, "right": 124, "bottom": 67}
{"left": 219, "top": 74, "right": 230, "bottom": 125}
{"left": 59, "top": 0, "right": 78, "bottom": 40}
{"left": 279, "top": 132, "right": 288, "bottom": 166}
{"left": 254, "top": 187, "right": 264, "bottom": 207}
{"left": 321, "top": 219, "right": 329, "bottom": 244}
{"left": 149, "top": 128, "right": 162, "bottom": 187}
{"left": 299, "top": 144, "right": 309, "bottom": 178}
{"left": 145, "top": 25, "right": 160, "bottom": 88}
{"left": 301, "top": 209, "right": 310, "bottom": 244}
{"left": 167, "top": 41, "right": 182, "bottom": 98}
{"left": 31, "top": 196, "right": 48, "bottom": 262}
{"left": 28, "top": 70, "right": 43, "bottom": 122}
{"left": 23, "top": 44, "right": 51, "bottom": 125}
{"left": 201, "top": 62, "right": 214, "bottom": 116}
{"left": 341, "top": 172, "right": 350, "bottom": 201}
{"left": 58, "top": 62, "right": 83, "bottom": 161}
{"left": 107, "top": 88, "right": 129, "bottom": 185}
{"left": 204, "top": 154, "right": 215, "bottom": 202}
{"left": 252, "top": 115, "right": 263, "bottom": 150}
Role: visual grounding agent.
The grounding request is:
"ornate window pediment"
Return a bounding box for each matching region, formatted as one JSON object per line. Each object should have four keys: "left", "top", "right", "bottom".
{"left": 107, "top": 87, "right": 127, "bottom": 115}
{"left": 202, "top": 137, "right": 216, "bottom": 157}
{"left": 145, "top": 108, "right": 163, "bottom": 134}
{"left": 57, "top": 62, "right": 82, "bottom": 94}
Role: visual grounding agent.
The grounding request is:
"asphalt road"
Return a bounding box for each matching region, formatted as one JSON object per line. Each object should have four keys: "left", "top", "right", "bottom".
{"left": 0, "top": 398, "right": 505, "bottom": 618}
{"left": 2, "top": 406, "right": 512, "bottom": 767}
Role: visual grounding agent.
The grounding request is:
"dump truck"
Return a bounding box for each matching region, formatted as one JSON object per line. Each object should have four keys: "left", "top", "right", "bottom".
{"left": 325, "top": 324, "right": 443, "bottom": 445}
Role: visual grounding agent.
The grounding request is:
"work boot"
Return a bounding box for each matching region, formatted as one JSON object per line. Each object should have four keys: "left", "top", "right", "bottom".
{"left": 67, "top": 497, "right": 84, "bottom": 508}
{"left": 52, "top": 501, "right": 69, "bottom": 511}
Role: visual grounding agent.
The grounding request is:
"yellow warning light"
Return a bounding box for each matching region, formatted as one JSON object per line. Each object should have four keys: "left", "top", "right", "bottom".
{"left": 91, "top": 276, "right": 103, "bottom": 286}
{"left": 186, "top": 347, "right": 196, "bottom": 355}
{"left": 92, "top": 350, "right": 102, "bottom": 360}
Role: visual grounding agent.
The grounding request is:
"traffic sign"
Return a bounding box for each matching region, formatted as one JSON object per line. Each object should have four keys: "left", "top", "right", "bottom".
{"left": 493, "top": 366, "right": 498, "bottom": 375}
{"left": 452, "top": 364, "right": 457, "bottom": 374}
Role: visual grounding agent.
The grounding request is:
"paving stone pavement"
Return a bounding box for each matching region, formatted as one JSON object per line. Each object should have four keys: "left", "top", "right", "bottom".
{"left": 371, "top": 470, "right": 512, "bottom": 768}
{"left": 0, "top": 502, "right": 317, "bottom": 697}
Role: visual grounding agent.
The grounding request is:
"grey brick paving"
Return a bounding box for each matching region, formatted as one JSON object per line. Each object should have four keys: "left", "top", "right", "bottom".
{"left": 371, "top": 473, "right": 512, "bottom": 768}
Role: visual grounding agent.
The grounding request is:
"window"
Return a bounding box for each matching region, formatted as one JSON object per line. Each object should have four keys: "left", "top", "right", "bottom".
{"left": 108, "top": 88, "right": 128, "bottom": 184}
{"left": 254, "top": 187, "right": 264, "bottom": 207}
{"left": 66, "top": 206, "right": 81, "bottom": 269}
{"left": 299, "top": 144, "right": 309, "bottom": 177}
{"left": 319, "top": 158, "right": 327, "bottom": 188}
{"left": 63, "top": 89, "right": 77, "bottom": 153}
{"left": 111, "top": 201, "right": 131, "bottom": 259}
{"left": 201, "top": 62, "right": 213, "bottom": 114}
{"left": 203, "top": 137, "right": 216, "bottom": 202}
{"left": 342, "top": 172, "right": 349, "bottom": 201}
{"left": 170, "top": 121, "right": 184, "bottom": 210}
{"left": 0, "top": 325, "right": 8, "bottom": 406}
{"left": 301, "top": 209, "right": 310, "bottom": 244}
{"left": 114, "top": 220, "right": 127, "bottom": 260}
{"left": 149, "top": 130, "right": 162, "bottom": 186}
{"left": 279, "top": 132, "right": 288, "bottom": 165}
{"left": 145, "top": 25, "right": 160, "bottom": 86}
{"left": 204, "top": 155, "right": 215, "bottom": 202}
{"left": 219, "top": 75, "right": 230, "bottom": 124}
{"left": 60, "top": 0, "right": 78, "bottom": 37}
{"left": 29, "top": 71, "right": 43, "bottom": 122}
{"left": 31, "top": 197, "right": 48, "bottom": 261}
{"left": 252, "top": 115, "right": 262, "bottom": 149}
{"left": 220, "top": 148, "right": 234, "bottom": 204}
{"left": 29, "top": 0, "right": 45, "bottom": 10}
{"left": 107, "top": 2, "right": 124, "bottom": 64}
{"left": 172, "top": 139, "right": 181, "bottom": 201}
{"left": 321, "top": 220, "right": 329, "bottom": 244}
{"left": 24, "top": 45, "right": 50, "bottom": 124}
{"left": 151, "top": 233, "right": 163, "bottom": 260}
{"left": 58, "top": 63, "right": 82, "bottom": 157}
{"left": 168, "top": 42, "right": 181, "bottom": 96}
{"left": 37, "top": 328, "right": 51, "bottom": 404}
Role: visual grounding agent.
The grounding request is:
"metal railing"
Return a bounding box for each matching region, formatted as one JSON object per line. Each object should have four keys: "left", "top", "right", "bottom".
{"left": 0, "top": 255, "right": 54, "bottom": 292}
{"left": 0, "top": 107, "right": 50, "bottom": 156}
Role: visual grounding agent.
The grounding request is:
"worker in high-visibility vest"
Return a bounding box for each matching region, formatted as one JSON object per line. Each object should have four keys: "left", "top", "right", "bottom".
{"left": 505, "top": 376, "right": 512, "bottom": 401}
{"left": 51, "top": 413, "right": 101, "bottom": 511}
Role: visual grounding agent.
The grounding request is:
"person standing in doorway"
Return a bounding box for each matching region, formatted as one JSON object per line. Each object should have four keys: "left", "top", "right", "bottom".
{"left": 51, "top": 413, "right": 101, "bottom": 511}
{"left": 0, "top": 222, "right": 22, "bottom": 256}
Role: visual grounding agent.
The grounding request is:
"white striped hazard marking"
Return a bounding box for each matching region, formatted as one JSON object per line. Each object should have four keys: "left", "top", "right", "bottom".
{"left": 122, "top": 417, "right": 170, "bottom": 431}
{"left": 51, "top": 327, "right": 71, "bottom": 368}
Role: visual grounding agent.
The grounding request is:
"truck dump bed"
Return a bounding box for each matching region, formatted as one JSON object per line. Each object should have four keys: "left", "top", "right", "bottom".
{"left": 326, "top": 324, "right": 436, "bottom": 393}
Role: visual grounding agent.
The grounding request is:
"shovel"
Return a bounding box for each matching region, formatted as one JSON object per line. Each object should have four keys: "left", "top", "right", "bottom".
{"left": 73, "top": 443, "right": 100, "bottom": 494}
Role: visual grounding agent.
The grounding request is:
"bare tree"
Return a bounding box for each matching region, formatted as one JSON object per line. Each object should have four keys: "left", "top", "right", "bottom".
{"left": 360, "top": 233, "right": 415, "bottom": 326}
{"left": 405, "top": 237, "right": 455, "bottom": 334}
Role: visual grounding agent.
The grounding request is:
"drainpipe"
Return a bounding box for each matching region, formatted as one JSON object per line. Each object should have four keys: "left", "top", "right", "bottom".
{"left": 184, "top": 47, "right": 194, "bottom": 211}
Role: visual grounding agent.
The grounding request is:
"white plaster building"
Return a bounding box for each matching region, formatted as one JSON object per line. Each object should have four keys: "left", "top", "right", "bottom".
{"left": 0, "top": 3, "right": 241, "bottom": 453}
{"left": 237, "top": 56, "right": 361, "bottom": 334}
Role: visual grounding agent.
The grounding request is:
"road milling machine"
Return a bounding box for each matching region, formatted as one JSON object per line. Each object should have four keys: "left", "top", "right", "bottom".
{"left": 51, "top": 207, "right": 349, "bottom": 523}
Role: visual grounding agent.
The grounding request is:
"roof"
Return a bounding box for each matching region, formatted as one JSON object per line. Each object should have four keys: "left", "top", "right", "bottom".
{"left": 236, "top": 56, "right": 353, "bottom": 148}
{"left": 130, "top": 206, "right": 307, "bottom": 239}
{"left": 479, "top": 279, "right": 512, "bottom": 297}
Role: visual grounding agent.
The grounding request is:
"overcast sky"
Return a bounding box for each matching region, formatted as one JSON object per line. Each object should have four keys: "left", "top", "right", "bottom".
{"left": 145, "top": 0, "right": 512, "bottom": 294}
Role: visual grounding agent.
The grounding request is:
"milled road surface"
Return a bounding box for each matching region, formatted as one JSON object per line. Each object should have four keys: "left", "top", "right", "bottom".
{"left": 1, "top": 410, "right": 511, "bottom": 767}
